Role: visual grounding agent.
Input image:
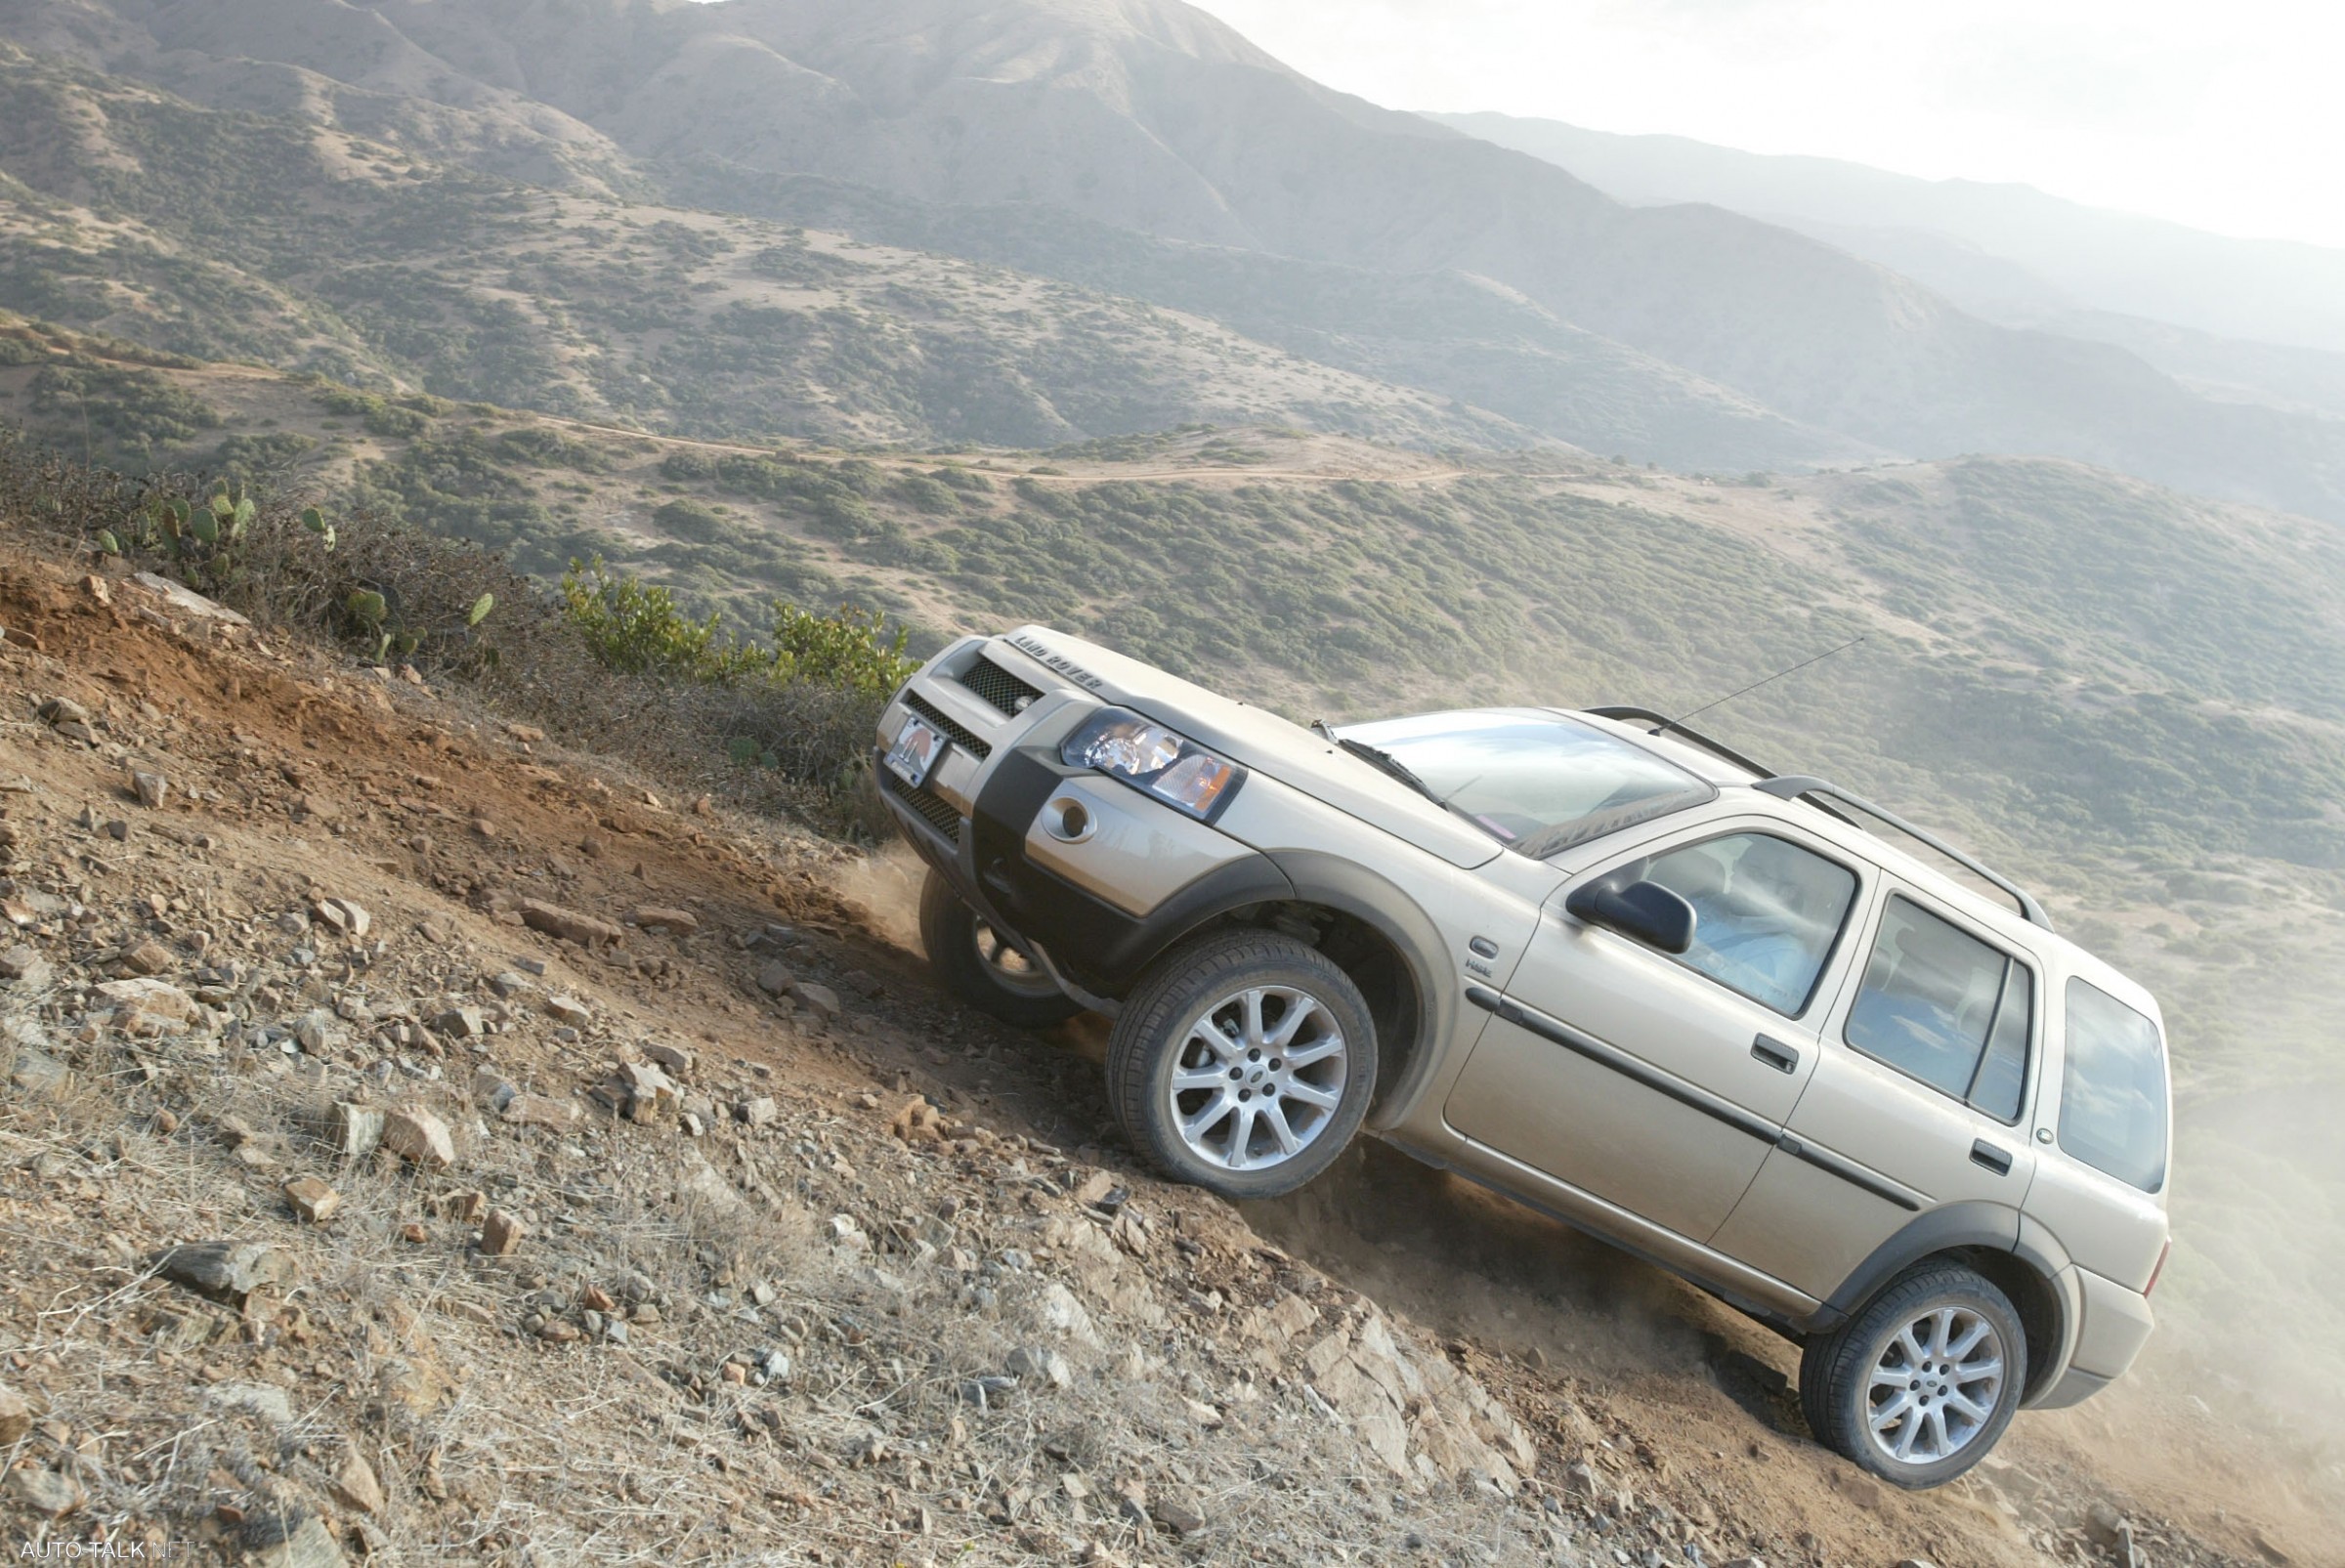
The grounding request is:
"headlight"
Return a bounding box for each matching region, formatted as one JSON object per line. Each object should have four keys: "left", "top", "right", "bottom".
{"left": 1061, "top": 707, "right": 1246, "bottom": 821}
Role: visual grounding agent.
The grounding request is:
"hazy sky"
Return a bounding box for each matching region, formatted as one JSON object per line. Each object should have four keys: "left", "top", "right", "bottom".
{"left": 1186, "top": 0, "right": 2345, "bottom": 250}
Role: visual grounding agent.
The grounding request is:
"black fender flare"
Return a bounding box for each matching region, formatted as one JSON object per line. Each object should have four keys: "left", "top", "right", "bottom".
{"left": 1076, "top": 853, "right": 1298, "bottom": 986}
{"left": 1800, "top": 1200, "right": 2073, "bottom": 1399}
{"left": 1264, "top": 849, "right": 1457, "bottom": 1127}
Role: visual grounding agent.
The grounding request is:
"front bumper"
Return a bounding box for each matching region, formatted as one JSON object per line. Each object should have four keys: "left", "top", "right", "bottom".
{"left": 875, "top": 642, "right": 1290, "bottom": 996}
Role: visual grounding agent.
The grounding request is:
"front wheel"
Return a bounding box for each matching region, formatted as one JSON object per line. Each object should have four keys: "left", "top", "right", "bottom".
{"left": 1107, "top": 929, "right": 1377, "bottom": 1200}
{"left": 917, "top": 868, "right": 1083, "bottom": 1028}
{"left": 1800, "top": 1262, "right": 2026, "bottom": 1488}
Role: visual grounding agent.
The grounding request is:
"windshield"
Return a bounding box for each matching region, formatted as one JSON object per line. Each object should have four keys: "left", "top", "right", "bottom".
{"left": 1335, "top": 709, "right": 1713, "bottom": 858}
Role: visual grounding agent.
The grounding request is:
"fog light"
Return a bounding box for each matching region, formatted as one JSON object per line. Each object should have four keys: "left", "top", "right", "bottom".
{"left": 1044, "top": 796, "right": 1093, "bottom": 843}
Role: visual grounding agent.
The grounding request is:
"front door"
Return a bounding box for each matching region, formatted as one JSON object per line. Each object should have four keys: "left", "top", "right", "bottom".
{"left": 1445, "top": 826, "right": 1866, "bottom": 1242}
{"left": 1710, "top": 888, "right": 2042, "bottom": 1299}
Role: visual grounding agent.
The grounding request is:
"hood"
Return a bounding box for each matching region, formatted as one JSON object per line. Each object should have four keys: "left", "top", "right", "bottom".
{"left": 992, "top": 625, "right": 1501, "bottom": 870}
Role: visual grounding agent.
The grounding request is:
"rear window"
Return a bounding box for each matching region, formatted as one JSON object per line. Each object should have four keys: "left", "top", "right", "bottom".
{"left": 1844, "top": 896, "right": 2033, "bottom": 1122}
{"left": 2058, "top": 980, "right": 2169, "bottom": 1192}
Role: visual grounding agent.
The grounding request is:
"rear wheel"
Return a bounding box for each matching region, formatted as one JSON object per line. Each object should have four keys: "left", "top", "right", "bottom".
{"left": 917, "top": 868, "right": 1082, "bottom": 1028}
{"left": 1800, "top": 1262, "right": 2025, "bottom": 1488}
{"left": 1107, "top": 929, "right": 1376, "bottom": 1200}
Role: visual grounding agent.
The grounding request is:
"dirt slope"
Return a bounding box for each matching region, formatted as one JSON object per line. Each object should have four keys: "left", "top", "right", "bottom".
{"left": 0, "top": 548, "right": 2321, "bottom": 1567}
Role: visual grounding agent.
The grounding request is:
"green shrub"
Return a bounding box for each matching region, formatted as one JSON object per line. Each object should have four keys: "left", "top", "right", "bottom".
{"left": 557, "top": 556, "right": 912, "bottom": 789}
{"left": 653, "top": 497, "right": 728, "bottom": 544}
{"left": 769, "top": 601, "right": 914, "bottom": 698}
{"left": 558, "top": 556, "right": 748, "bottom": 681}
{"left": 496, "top": 426, "right": 609, "bottom": 472}
{"left": 316, "top": 384, "right": 433, "bottom": 439}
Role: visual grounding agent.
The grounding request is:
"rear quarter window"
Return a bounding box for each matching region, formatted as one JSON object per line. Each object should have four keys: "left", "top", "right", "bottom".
{"left": 2058, "top": 979, "right": 2169, "bottom": 1192}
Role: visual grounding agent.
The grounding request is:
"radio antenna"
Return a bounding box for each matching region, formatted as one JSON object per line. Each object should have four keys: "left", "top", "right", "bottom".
{"left": 1655, "top": 634, "right": 1867, "bottom": 733}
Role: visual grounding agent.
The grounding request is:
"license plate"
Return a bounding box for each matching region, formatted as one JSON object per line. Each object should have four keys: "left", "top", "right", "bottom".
{"left": 884, "top": 714, "right": 947, "bottom": 788}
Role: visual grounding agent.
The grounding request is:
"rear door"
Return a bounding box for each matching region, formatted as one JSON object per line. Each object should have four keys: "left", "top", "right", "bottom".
{"left": 1444, "top": 822, "right": 1867, "bottom": 1242}
{"left": 1710, "top": 886, "right": 2042, "bottom": 1299}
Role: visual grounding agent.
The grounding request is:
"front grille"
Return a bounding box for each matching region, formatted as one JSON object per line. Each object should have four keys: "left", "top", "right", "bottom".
{"left": 883, "top": 770, "right": 961, "bottom": 842}
{"left": 959, "top": 655, "right": 1044, "bottom": 717}
{"left": 904, "top": 690, "right": 990, "bottom": 759}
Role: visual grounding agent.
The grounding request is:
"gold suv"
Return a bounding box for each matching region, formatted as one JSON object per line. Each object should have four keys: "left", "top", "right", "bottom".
{"left": 876, "top": 626, "right": 2171, "bottom": 1489}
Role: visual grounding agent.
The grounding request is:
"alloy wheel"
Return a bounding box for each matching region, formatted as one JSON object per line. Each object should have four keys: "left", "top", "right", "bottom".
{"left": 1864, "top": 1305, "right": 2007, "bottom": 1466}
{"left": 1164, "top": 985, "right": 1347, "bottom": 1172}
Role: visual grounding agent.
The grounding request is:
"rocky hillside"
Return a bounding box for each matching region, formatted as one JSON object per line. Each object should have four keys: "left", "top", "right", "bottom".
{"left": 0, "top": 42, "right": 1537, "bottom": 453}
{"left": 3, "top": 0, "right": 2344, "bottom": 517}
{"left": 0, "top": 527, "right": 2319, "bottom": 1565}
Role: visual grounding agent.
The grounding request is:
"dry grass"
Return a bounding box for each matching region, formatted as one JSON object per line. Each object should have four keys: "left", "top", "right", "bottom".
{"left": 0, "top": 434, "right": 895, "bottom": 834}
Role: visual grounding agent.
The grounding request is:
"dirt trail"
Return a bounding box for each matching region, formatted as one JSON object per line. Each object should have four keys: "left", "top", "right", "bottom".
{"left": 0, "top": 548, "right": 2323, "bottom": 1567}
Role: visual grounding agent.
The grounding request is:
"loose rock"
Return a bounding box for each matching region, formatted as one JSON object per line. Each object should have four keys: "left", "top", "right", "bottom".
{"left": 243, "top": 1513, "right": 345, "bottom": 1568}
{"left": 283, "top": 1175, "right": 341, "bottom": 1224}
{"left": 4, "top": 1465, "right": 81, "bottom": 1517}
{"left": 332, "top": 1102, "right": 386, "bottom": 1159}
{"left": 332, "top": 1449, "right": 387, "bottom": 1516}
{"left": 519, "top": 899, "right": 624, "bottom": 946}
{"left": 502, "top": 1092, "right": 579, "bottom": 1128}
{"left": 435, "top": 1005, "right": 487, "bottom": 1038}
{"left": 95, "top": 976, "right": 195, "bottom": 1034}
{"left": 1007, "top": 1344, "right": 1074, "bottom": 1389}
{"left": 1150, "top": 1496, "right": 1208, "bottom": 1538}
{"left": 0, "top": 1383, "right": 30, "bottom": 1444}
{"left": 380, "top": 1108, "right": 456, "bottom": 1169}
{"left": 480, "top": 1208, "right": 527, "bottom": 1256}
{"left": 152, "top": 1241, "right": 297, "bottom": 1302}
{"left": 9, "top": 1047, "right": 68, "bottom": 1099}
{"left": 792, "top": 981, "right": 843, "bottom": 1019}
{"left": 313, "top": 898, "right": 372, "bottom": 939}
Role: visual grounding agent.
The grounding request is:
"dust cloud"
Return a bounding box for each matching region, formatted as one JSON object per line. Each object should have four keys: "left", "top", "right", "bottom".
{"left": 828, "top": 839, "right": 931, "bottom": 955}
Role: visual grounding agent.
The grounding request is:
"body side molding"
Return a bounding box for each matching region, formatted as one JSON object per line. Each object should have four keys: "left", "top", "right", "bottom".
{"left": 1464, "top": 986, "right": 1925, "bottom": 1211}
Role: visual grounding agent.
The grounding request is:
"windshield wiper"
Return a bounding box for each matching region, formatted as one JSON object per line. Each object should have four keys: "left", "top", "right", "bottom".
{"left": 1334, "top": 737, "right": 1433, "bottom": 796}
{"left": 1333, "top": 738, "right": 1494, "bottom": 834}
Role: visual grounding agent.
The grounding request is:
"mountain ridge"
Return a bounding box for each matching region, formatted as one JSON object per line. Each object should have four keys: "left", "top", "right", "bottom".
{"left": 4, "top": 0, "right": 2343, "bottom": 521}
{"left": 1426, "top": 109, "right": 2345, "bottom": 358}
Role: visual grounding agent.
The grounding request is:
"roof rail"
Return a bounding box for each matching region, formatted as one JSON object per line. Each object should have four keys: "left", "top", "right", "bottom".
{"left": 1756, "top": 775, "right": 2053, "bottom": 929}
{"left": 1583, "top": 706, "right": 1775, "bottom": 780}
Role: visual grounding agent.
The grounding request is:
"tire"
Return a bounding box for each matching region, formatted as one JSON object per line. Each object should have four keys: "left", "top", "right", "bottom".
{"left": 917, "top": 868, "right": 1083, "bottom": 1028}
{"left": 1799, "top": 1262, "right": 2026, "bottom": 1489}
{"left": 1107, "top": 928, "right": 1377, "bottom": 1200}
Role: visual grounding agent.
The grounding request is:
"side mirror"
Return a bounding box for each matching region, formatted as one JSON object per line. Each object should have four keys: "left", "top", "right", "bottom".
{"left": 1565, "top": 876, "right": 1696, "bottom": 954}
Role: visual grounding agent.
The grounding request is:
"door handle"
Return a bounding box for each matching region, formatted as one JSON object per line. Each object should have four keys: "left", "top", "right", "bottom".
{"left": 1970, "top": 1139, "right": 2014, "bottom": 1176}
{"left": 1750, "top": 1035, "right": 1800, "bottom": 1074}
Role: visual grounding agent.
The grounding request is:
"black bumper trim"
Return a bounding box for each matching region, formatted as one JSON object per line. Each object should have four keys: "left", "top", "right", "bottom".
{"left": 956, "top": 746, "right": 1293, "bottom": 995}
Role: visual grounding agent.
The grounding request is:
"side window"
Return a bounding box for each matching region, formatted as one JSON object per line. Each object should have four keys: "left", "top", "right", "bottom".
{"left": 2059, "top": 980, "right": 2169, "bottom": 1192}
{"left": 1844, "top": 896, "right": 2033, "bottom": 1119}
{"left": 1638, "top": 832, "right": 1857, "bottom": 1014}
